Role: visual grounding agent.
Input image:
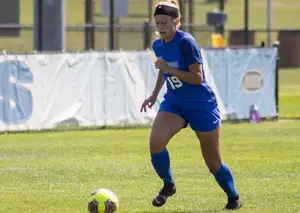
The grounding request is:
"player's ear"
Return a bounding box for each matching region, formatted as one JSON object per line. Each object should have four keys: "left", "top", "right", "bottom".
{"left": 174, "top": 17, "right": 180, "bottom": 25}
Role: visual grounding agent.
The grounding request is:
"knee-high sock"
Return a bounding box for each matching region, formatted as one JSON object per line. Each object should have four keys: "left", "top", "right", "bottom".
{"left": 214, "top": 163, "right": 238, "bottom": 198}
{"left": 151, "top": 148, "right": 174, "bottom": 184}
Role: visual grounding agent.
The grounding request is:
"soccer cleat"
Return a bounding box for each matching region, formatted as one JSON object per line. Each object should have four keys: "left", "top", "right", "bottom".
{"left": 224, "top": 195, "right": 242, "bottom": 210}
{"left": 152, "top": 182, "right": 176, "bottom": 207}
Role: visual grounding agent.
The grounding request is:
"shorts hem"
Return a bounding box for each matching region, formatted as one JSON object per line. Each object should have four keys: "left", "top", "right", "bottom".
{"left": 191, "top": 122, "right": 221, "bottom": 132}
{"left": 157, "top": 110, "right": 188, "bottom": 129}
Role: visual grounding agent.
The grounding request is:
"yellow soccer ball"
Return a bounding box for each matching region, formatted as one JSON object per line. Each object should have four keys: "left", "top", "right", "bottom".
{"left": 87, "top": 188, "right": 119, "bottom": 213}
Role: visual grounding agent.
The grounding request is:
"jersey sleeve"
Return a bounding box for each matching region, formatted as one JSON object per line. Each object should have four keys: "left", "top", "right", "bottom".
{"left": 179, "top": 36, "right": 203, "bottom": 65}
{"left": 152, "top": 39, "right": 160, "bottom": 57}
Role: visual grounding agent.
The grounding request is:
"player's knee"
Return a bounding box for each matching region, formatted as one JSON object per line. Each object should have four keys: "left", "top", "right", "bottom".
{"left": 149, "top": 135, "right": 167, "bottom": 153}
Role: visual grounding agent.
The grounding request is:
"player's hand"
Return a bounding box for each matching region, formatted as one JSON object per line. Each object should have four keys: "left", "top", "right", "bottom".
{"left": 140, "top": 93, "right": 157, "bottom": 112}
{"left": 155, "top": 58, "right": 170, "bottom": 72}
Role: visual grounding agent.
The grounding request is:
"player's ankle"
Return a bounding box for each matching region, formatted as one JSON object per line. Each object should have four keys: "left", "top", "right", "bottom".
{"left": 228, "top": 194, "right": 239, "bottom": 201}
{"left": 163, "top": 181, "right": 175, "bottom": 185}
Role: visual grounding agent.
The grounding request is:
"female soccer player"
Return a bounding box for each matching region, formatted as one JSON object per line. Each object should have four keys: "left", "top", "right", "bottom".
{"left": 140, "top": 0, "right": 242, "bottom": 210}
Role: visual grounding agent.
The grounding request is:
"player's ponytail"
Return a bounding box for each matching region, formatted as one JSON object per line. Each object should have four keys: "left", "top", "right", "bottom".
{"left": 169, "top": 0, "right": 179, "bottom": 6}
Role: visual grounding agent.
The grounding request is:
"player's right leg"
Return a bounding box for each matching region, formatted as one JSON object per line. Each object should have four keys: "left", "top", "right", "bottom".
{"left": 150, "top": 101, "right": 186, "bottom": 207}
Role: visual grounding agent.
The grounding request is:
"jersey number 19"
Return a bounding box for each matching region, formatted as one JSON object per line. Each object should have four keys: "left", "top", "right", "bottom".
{"left": 167, "top": 76, "right": 183, "bottom": 89}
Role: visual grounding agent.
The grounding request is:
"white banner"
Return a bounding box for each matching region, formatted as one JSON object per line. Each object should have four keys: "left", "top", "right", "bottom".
{"left": 0, "top": 48, "right": 277, "bottom": 131}
{"left": 0, "top": 51, "right": 163, "bottom": 131}
{"left": 202, "top": 48, "right": 278, "bottom": 120}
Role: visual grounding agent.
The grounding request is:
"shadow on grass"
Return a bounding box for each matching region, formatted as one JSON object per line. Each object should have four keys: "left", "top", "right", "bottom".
{"left": 138, "top": 209, "right": 223, "bottom": 213}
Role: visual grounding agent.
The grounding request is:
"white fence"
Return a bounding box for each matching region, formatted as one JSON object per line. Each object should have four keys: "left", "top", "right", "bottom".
{"left": 0, "top": 48, "right": 278, "bottom": 131}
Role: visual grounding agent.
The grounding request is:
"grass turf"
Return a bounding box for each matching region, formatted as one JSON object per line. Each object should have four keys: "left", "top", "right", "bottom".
{"left": 0, "top": 69, "right": 299, "bottom": 212}
{"left": 1, "top": 0, "right": 300, "bottom": 51}
{"left": 279, "top": 68, "right": 300, "bottom": 119}
{"left": 0, "top": 68, "right": 299, "bottom": 213}
{"left": 0, "top": 2, "right": 299, "bottom": 212}
{"left": 0, "top": 120, "right": 299, "bottom": 213}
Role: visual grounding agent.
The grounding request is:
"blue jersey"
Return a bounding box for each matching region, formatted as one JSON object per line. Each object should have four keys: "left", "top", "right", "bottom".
{"left": 153, "top": 30, "right": 217, "bottom": 110}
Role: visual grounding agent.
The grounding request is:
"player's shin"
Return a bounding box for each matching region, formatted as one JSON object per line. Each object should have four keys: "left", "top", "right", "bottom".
{"left": 150, "top": 148, "right": 174, "bottom": 184}
{"left": 213, "top": 163, "right": 239, "bottom": 199}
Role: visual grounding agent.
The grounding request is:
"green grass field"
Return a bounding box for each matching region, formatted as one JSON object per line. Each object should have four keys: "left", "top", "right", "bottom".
{"left": 1, "top": 0, "right": 300, "bottom": 51}
{"left": 279, "top": 68, "right": 300, "bottom": 118}
{"left": 0, "top": 69, "right": 299, "bottom": 213}
{"left": 0, "top": 121, "right": 299, "bottom": 213}
{"left": 0, "top": 2, "right": 299, "bottom": 212}
{"left": 19, "top": 0, "right": 300, "bottom": 27}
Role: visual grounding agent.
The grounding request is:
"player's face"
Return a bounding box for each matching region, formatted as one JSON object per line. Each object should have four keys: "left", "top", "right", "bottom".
{"left": 155, "top": 14, "right": 177, "bottom": 41}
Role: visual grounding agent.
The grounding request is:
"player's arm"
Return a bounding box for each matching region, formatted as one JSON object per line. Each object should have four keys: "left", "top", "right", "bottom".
{"left": 162, "top": 36, "right": 203, "bottom": 85}
{"left": 152, "top": 70, "right": 165, "bottom": 96}
{"left": 164, "top": 64, "right": 203, "bottom": 85}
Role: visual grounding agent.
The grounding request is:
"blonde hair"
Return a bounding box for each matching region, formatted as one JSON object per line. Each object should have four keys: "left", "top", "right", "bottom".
{"left": 155, "top": 0, "right": 182, "bottom": 29}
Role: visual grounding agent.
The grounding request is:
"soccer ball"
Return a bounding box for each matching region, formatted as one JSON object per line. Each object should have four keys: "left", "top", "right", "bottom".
{"left": 87, "top": 188, "right": 119, "bottom": 213}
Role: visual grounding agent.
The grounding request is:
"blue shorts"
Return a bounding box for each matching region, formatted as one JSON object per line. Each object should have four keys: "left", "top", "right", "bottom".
{"left": 158, "top": 99, "right": 221, "bottom": 132}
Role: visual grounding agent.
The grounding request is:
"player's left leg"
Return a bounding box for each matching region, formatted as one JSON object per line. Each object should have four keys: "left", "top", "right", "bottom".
{"left": 188, "top": 107, "right": 242, "bottom": 210}
{"left": 195, "top": 127, "right": 242, "bottom": 210}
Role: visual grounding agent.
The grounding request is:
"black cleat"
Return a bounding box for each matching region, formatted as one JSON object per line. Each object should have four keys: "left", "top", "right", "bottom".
{"left": 224, "top": 195, "right": 242, "bottom": 210}
{"left": 152, "top": 182, "right": 176, "bottom": 207}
